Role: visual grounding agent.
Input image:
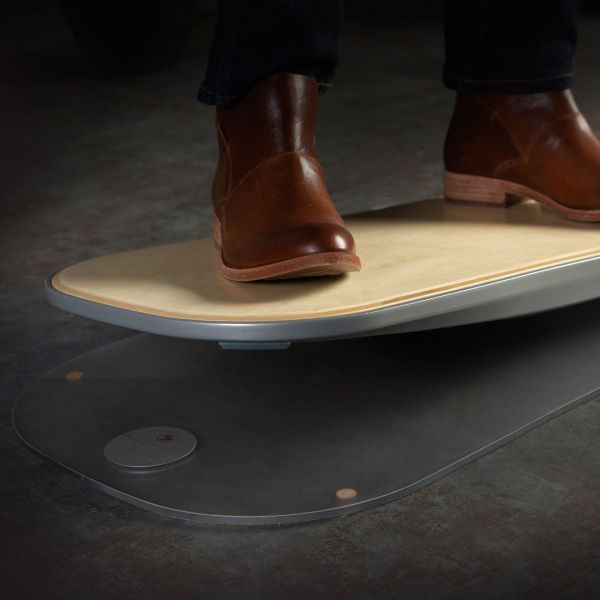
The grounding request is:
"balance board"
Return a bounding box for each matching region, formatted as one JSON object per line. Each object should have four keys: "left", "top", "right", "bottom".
{"left": 15, "top": 197, "right": 600, "bottom": 525}
{"left": 47, "top": 198, "right": 600, "bottom": 343}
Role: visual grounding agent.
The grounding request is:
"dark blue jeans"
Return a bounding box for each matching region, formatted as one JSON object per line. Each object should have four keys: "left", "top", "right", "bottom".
{"left": 199, "top": 0, "right": 580, "bottom": 107}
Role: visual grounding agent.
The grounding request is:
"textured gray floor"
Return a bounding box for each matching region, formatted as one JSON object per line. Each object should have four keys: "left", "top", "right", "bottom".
{"left": 2, "top": 3, "right": 600, "bottom": 599}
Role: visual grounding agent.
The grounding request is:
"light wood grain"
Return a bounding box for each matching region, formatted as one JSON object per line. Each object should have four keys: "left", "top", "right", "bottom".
{"left": 52, "top": 199, "right": 600, "bottom": 322}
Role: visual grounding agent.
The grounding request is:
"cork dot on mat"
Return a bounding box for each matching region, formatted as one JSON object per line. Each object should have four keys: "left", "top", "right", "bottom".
{"left": 336, "top": 488, "right": 358, "bottom": 500}
{"left": 65, "top": 371, "right": 84, "bottom": 381}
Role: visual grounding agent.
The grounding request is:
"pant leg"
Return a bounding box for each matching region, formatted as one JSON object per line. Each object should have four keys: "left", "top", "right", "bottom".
{"left": 199, "top": 0, "right": 344, "bottom": 107}
{"left": 444, "top": 0, "right": 580, "bottom": 93}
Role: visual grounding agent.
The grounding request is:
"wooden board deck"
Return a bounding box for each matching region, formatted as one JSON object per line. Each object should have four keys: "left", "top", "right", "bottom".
{"left": 51, "top": 199, "right": 600, "bottom": 322}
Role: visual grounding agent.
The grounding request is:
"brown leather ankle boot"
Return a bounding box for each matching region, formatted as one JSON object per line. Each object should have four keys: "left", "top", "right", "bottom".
{"left": 211, "top": 72, "right": 361, "bottom": 281}
{"left": 444, "top": 91, "right": 600, "bottom": 221}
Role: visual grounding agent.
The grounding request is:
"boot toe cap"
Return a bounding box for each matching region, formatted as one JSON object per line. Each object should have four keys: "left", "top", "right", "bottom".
{"left": 223, "top": 221, "right": 358, "bottom": 270}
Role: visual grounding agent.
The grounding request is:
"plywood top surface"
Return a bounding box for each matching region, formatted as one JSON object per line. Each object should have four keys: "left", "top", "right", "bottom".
{"left": 52, "top": 199, "right": 600, "bottom": 322}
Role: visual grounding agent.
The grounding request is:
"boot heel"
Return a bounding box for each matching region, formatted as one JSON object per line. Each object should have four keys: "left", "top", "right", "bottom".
{"left": 444, "top": 171, "right": 512, "bottom": 207}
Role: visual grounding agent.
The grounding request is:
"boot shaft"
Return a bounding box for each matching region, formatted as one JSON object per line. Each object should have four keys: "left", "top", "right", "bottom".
{"left": 212, "top": 72, "right": 320, "bottom": 205}
{"left": 444, "top": 90, "right": 589, "bottom": 177}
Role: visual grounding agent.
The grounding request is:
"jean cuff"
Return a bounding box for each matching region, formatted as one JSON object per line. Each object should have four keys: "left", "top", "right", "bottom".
{"left": 198, "top": 75, "right": 333, "bottom": 108}
{"left": 444, "top": 73, "right": 574, "bottom": 94}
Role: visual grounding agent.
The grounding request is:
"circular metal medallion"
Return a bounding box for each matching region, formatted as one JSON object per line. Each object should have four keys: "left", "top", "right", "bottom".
{"left": 104, "top": 426, "right": 197, "bottom": 468}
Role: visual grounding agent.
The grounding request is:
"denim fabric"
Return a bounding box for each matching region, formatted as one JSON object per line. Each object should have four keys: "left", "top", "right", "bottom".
{"left": 199, "top": 0, "right": 580, "bottom": 107}
{"left": 198, "top": 0, "right": 343, "bottom": 107}
{"left": 444, "top": 0, "right": 580, "bottom": 93}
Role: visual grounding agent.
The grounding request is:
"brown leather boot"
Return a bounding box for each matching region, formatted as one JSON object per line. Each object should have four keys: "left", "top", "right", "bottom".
{"left": 444, "top": 91, "right": 600, "bottom": 221}
{"left": 211, "top": 72, "right": 361, "bottom": 281}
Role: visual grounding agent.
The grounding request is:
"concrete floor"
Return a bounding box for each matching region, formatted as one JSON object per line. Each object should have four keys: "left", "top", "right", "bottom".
{"left": 2, "top": 3, "right": 600, "bottom": 599}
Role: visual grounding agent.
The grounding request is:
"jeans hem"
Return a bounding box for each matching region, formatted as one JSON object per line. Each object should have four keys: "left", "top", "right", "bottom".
{"left": 198, "top": 76, "right": 333, "bottom": 108}
{"left": 444, "top": 73, "right": 574, "bottom": 94}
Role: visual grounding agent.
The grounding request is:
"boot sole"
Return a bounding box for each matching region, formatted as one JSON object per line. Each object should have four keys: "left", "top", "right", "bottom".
{"left": 212, "top": 212, "right": 361, "bottom": 282}
{"left": 444, "top": 171, "right": 600, "bottom": 222}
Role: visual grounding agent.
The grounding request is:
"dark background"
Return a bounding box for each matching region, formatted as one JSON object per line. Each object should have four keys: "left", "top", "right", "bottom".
{"left": 2, "top": 2, "right": 600, "bottom": 599}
